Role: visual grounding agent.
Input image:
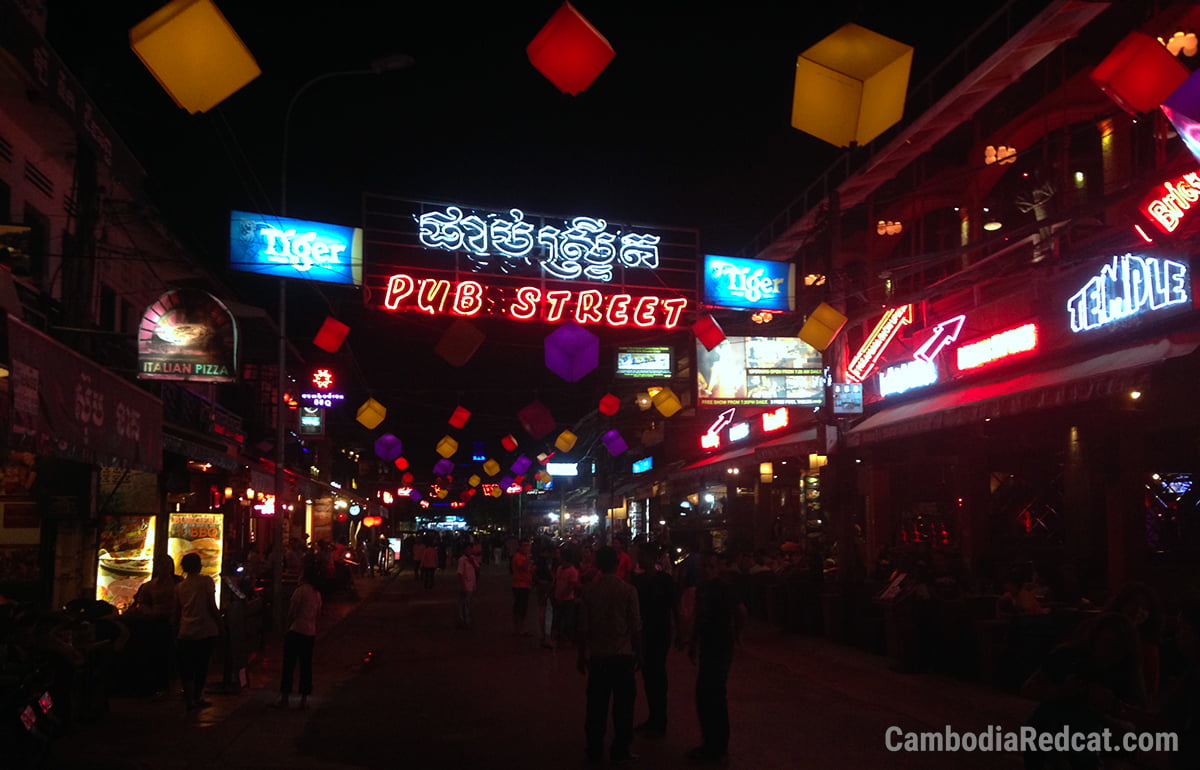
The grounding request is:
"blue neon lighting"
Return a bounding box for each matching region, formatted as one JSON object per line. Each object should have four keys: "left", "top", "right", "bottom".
{"left": 1067, "top": 254, "right": 1189, "bottom": 333}
{"left": 632, "top": 457, "right": 653, "bottom": 474}
{"left": 703, "top": 255, "right": 795, "bottom": 312}
{"left": 230, "top": 210, "right": 363, "bottom": 286}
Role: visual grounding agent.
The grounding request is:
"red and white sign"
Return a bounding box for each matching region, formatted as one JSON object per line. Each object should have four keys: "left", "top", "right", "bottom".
{"left": 1141, "top": 171, "right": 1200, "bottom": 234}
{"left": 761, "top": 406, "right": 789, "bottom": 432}
{"left": 955, "top": 323, "right": 1038, "bottom": 371}
{"left": 846, "top": 304, "right": 912, "bottom": 382}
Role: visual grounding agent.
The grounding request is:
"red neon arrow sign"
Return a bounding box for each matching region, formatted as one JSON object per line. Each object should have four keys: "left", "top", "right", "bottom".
{"left": 914, "top": 315, "right": 965, "bottom": 362}
{"left": 846, "top": 304, "right": 912, "bottom": 383}
{"left": 705, "top": 408, "right": 736, "bottom": 436}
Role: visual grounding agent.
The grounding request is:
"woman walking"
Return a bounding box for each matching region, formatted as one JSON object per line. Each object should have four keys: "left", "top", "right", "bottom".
{"left": 173, "top": 553, "right": 221, "bottom": 711}
{"left": 277, "top": 565, "right": 322, "bottom": 709}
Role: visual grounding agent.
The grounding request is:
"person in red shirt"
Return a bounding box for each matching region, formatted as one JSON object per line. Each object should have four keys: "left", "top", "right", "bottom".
{"left": 511, "top": 540, "right": 534, "bottom": 636}
{"left": 614, "top": 536, "right": 633, "bottom": 582}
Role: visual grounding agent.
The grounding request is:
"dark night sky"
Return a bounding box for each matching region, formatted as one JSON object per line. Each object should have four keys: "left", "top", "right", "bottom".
{"left": 44, "top": 1, "right": 1007, "bottom": 465}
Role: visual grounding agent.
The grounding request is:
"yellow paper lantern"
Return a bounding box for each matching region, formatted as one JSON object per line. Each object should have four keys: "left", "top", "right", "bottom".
{"left": 554, "top": 430, "right": 578, "bottom": 453}
{"left": 130, "top": 0, "right": 262, "bottom": 114}
{"left": 790, "top": 23, "right": 912, "bottom": 148}
{"left": 651, "top": 387, "right": 683, "bottom": 417}
{"left": 489, "top": 486, "right": 504, "bottom": 498}
{"left": 356, "top": 398, "right": 387, "bottom": 430}
{"left": 436, "top": 488, "right": 448, "bottom": 499}
{"left": 436, "top": 435, "right": 459, "bottom": 459}
{"left": 798, "top": 302, "right": 847, "bottom": 351}
{"left": 468, "top": 474, "right": 482, "bottom": 488}
{"left": 483, "top": 459, "right": 500, "bottom": 477}
{"left": 537, "top": 471, "right": 552, "bottom": 483}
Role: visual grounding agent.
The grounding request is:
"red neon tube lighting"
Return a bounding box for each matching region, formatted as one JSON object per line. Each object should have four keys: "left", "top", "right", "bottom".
{"left": 846, "top": 304, "right": 912, "bottom": 382}
{"left": 955, "top": 323, "right": 1038, "bottom": 371}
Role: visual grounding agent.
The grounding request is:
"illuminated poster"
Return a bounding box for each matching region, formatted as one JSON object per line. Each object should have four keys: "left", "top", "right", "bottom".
{"left": 95, "top": 515, "right": 157, "bottom": 612}
{"left": 616, "top": 346, "right": 672, "bottom": 378}
{"left": 168, "top": 513, "right": 224, "bottom": 589}
{"left": 696, "top": 337, "right": 824, "bottom": 407}
{"left": 229, "top": 210, "right": 363, "bottom": 286}
{"left": 703, "top": 255, "right": 795, "bottom": 312}
{"left": 138, "top": 289, "right": 238, "bottom": 383}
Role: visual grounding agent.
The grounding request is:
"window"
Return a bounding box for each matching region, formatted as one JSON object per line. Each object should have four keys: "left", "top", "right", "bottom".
{"left": 22, "top": 203, "right": 49, "bottom": 287}
{"left": 99, "top": 284, "right": 117, "bottom": 331}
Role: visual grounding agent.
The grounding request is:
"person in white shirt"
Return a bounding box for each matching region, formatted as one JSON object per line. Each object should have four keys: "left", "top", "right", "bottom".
{"left": 457, "top": 543, "right": 482, "bottom": 628}
{"left": 276, "top": 565, "right": 322, "bottom": 709}
{"left": 173, "top": 552, "right": 222, "bottom": 711}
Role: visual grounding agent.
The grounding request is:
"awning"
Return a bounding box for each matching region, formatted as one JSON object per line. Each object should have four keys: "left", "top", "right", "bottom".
{"left": 846, "top": 333, "right": 1200, "bottom": 447}
{"left": 4, "top": 314, "right": 163, "bottom": 471}
{"left": 754, "top": 427, "right": 820, "bottom": 462}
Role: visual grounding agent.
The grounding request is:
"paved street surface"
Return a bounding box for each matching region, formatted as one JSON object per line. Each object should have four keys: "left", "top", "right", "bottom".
{"left": 51, "top": 565, "right": 1031, "bottom": 769}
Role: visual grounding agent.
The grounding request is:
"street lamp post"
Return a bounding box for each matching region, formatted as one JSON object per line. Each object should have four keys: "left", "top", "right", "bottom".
{"left": 271, "top": 54, "right": 412, "bottom": 632}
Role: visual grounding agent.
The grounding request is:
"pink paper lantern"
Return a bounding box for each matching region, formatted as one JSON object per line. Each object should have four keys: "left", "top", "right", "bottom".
{"left": 599, "top": 393, "right": 621, "bottom": 416}
{"left": 544, "top": 322, "right": 599, "bottom": 382}
{"left": 517, "top": 401, "right": 556, "bottom": 440}
{"left": 527, "top": 2, "right": 615, "bottom": 96}
{"left": 601, "top": 429, "right": 628, "bottom": 456}
{"left": 449, "top": 406, "right": 471, "bottom": 429}
{"left": 313, "top": 316, "right": 350, "bottom": 353}
{"left": 692, "top": 313, "right": 726, "bottom": 351}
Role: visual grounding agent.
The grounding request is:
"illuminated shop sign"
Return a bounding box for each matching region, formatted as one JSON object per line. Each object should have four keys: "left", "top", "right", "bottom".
{"left": 379, "top": 272, "right": 688, "bottom": 329}
{"left": 832, "top": 382, "right": 864, "bottom": 414}
{"left": 546, "top": 462, "right": 579, "bottom": 477}
{"left": 846, "top": 304, "right": 912, "bottom": 382}
{"left": 138, "top": 289, "right": 238, "bottom": 383}
{"left": 700, "top": 432, "right": 721, "bottom": 450}
{"left": 697, "top": 337, "right": 824, "bottom": 407}
{"left": 956, "top": 323, "right": 1038, "bottom": 371}
{"left": 914, "top": 315, "right": 964, "bottom": 362}
{"left": 1141, "top": 170, "right": 1200, "bottom": 234}
{"left": 878, "top": 359, "right": 938, "bottom": 398}
{"left": 229, "top": 210, "right": 363, "bottom": 286}
{"left": 700, "top": 408, "right": 735, "bottom": 450}
{"left": 761, "top": 406, "right": 789, "bottom": 432}
{"left": 632, "top": 457, "right": 653, "bottom": 474}
{"left": 300, "top": 367, "right": 346, "bottom": 408}
{"left": 729, "top": 422, "right": 750, "bottom": 441}
{"left": 299, "top": 406, "right": 325, "bottom": 436}
{"left": 1066, "top": 254, "right": 1189, "bottom": 333}
{"left": 703, "top": 255, "right": 795, "bottom": 312}
{"left": 417, "top": 205, "right": 661, "bottom": 283}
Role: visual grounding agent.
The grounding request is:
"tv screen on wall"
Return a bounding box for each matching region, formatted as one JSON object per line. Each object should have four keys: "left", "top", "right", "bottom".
{"left": 616, "top": 346, "right": 672, "bottom": 378}
{"left": 696, "top": 337, "right": 823, "bottom": 407}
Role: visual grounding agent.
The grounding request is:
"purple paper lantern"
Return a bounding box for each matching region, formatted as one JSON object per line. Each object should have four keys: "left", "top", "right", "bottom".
{"left": 517, "top": 400, "right": 557, "bottom": 439}
{"left": 499, "top": 475, "right": 514, "bottom": 490}
{"left": 410, "top": 489, "right": 422, "bottom": 502}
{"left": 433, "top": 458, "right": 454, "bottom": 476}
{"left": 544, "top": 322, "right": 599, "bottom": 382}
{"left": 511, "top": 455, "right": 533, "bottom": 476}
{"left": 602, "top": 429, "right": 628, "bottom": 456}
{"left": 373, "top": 433, "right": 403, "bottom": 462}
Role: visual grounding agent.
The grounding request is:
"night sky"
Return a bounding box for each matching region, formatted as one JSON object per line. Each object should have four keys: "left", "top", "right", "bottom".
{"left": 44, "top": 1, "right": 1007, "bottom": 464}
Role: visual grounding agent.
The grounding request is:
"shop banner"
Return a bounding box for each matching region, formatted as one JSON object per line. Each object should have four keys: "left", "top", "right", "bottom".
{"left": 5, "top": 315, "right": 163, "bottom": 471}
{"left": 167, "top": 513, "right": 224, "bottom": 603}
{"left": 138, "top": 289, "right": 238, "bottom": 383}
{"left": 703, "top": 255, "right": 795, "bottom": 312}
{"left": 95, "top": 515, "right": 156, "bottom": 612}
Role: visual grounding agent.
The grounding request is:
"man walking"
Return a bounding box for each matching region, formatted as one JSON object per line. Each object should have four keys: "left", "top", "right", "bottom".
{"left": 457, "top": 543, "right": 481, "bottom": 627}
{"left": 577, "top": 546, "right": 642, "bottom": 764}
{"left": 688, "top": 552, "right": 746, "bottom": 763}
{"left": 633, "top": 543, "right": 675, "bottom": 737}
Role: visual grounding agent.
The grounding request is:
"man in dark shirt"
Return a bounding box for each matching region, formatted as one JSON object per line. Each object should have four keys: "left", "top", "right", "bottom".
{"left": 578, "top": 546, "right": 642, "bottom": 763}
{"left": 688, "top": 551, "right": 746, "bottom": 763}
{"left": 633, "top": 543, "right": 675, "bottom": 737}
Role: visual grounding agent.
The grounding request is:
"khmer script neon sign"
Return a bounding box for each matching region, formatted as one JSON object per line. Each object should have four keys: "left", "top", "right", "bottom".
{"left": 416, "top": 206, "right": 661, "bottom": 283}
{"left": 1067, "top": 254, "right": 1189, "bottom": 333}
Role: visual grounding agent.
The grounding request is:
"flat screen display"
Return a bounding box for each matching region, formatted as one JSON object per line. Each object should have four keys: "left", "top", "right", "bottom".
{"left": 616, "top": 346, "right": 672, "bottom": 378}
{"left": 696, "top": 337, "right": 823, "bottom": 407}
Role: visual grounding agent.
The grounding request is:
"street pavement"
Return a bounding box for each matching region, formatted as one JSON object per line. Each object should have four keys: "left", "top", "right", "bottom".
{"left": 50, "top": 564, "right": 1032, "bottom": 769}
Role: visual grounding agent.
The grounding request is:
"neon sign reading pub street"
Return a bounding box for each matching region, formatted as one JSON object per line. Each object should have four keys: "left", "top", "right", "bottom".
{"left": 1067, "top": 254, "right": 1189, "bottom": 333}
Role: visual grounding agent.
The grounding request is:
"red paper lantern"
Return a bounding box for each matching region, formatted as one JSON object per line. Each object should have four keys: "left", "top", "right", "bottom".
{"left": 598, "top": 393, "right": 621, "bottom": 416}
{"left": 526, "top": 2, "right": 615, "bottom": 96}
{"left": 517, "top": 400, "right": 556, "bottom": 440}
{"left": 394, "top": 456, "right": 409, "bottom": 471}
{"left": 313, "top": 316, "right": 350, "bottom": 353}
{"left": 692, "top": 313, "right": 726, "bottom": 351}
{"left": 1090, "top": 31, "right": 1189, "bottom": 114}
{"left": 501, "top": 434, "right": 519, "bottom": 452}
{"left": 401, "top": 472, "right": 414, "bottom": 485}
{"left": 449, "top": 406, "right": 471, "bottom": 429}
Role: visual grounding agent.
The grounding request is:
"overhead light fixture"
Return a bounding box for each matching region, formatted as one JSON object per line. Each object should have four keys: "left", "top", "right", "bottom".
{"left": 983, "top": 219, "right": 1003, "bottom": 231}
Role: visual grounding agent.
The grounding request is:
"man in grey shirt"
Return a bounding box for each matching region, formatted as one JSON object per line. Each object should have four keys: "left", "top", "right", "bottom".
{"left": 577, "top": 545, "right": 642, "bottom": 763}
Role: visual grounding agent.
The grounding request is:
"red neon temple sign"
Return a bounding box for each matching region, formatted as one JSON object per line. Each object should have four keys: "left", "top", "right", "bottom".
{"left": 846, "top": 304, "right": 912, "bottom": 382}
{"left": 380, "top": 273, "right": 689, "bottom": 329}
{"left": 955, "top": 323, "right": 1038, "bottom": 371}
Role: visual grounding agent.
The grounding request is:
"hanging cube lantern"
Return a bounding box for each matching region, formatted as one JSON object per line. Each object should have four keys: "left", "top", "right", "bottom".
{"left": 434, "top": 318, "right": 486, "bottom": 367}
{"left": 798, "top": 302, "right": 847, "bottom": 351}
{"left": 401, "top": 472, "right": 414, "bottom": 484}
{"left": 554, "top": 430, "right": 578, "bottom": 453}
{"left": 489, "top": 485, "right": 504, "bottom": 498}
{"left": 537, "top": 452, "right": 551, "bottom": 464}
{"left": 791, "top": 23, "right": 913, "bottom": 148}
{"left": 448, "top": 406, "right": 471, "bottom": 429}
{"left": 599, "top": 393, "right": 621, "bottom": 416}
{"left": 393, "top": 456, "right": 409, "bottom": 471}
{"left": 527, "top": 2, "right": 615, "bottom": 96}
{"left": 544, "top": 322, "right": 600, "bottom": 382}
{"left": 1161, "top": 70, "right": 1200, "bottom": 163}
{"left": 356, "top": 398, "right": 386, "bottom": 429}
{"left": 483, "top": 459, "right": 501, "bottom": 477}
{"left": 692, "top": 314, "right": 726, "bottom": 351}
{"left": 1091, "top": 31, "right": 1189, "bottom": 115}
{"left": 373, "top": 433, "right": 402, "bottom": 462}
{"left": 651, "top": 387, "right": 682, "bottom": 418}
{"left": 499, "top": 476, "right": 514, "bottom": 491}
{"left": 511, "top": 455, "right": 533, "bottom": 476}
{"left": 469, "top": 474, "right": 481, "bottom": 488}
{"left": 436, "top": 435, "right": 459, "bottom": 459}
{"left": 436, "top": 488, "right": 449, "bottom": 499}
{"left": 433, "top": 458, "right": 454, "bottom": 476}
{"left": 537, "top": 471, "right": 552, "bottom": 484}
{"left": 517, "top": 400, "right": 556, "bottom": 439}
{"left": 501, "top": 434, "right": 519, "bottom": 452}
{"left": 601, "top": 429, "right": 628, "bottom": 456}
{"left": 130, "top": 0, "right": 262, "bottom": 114}
{"left": 410, "top": 489, "right": 422, "bottom": 501}
{"left": 313, "top": 316, "right": 350, "bottom": 353}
